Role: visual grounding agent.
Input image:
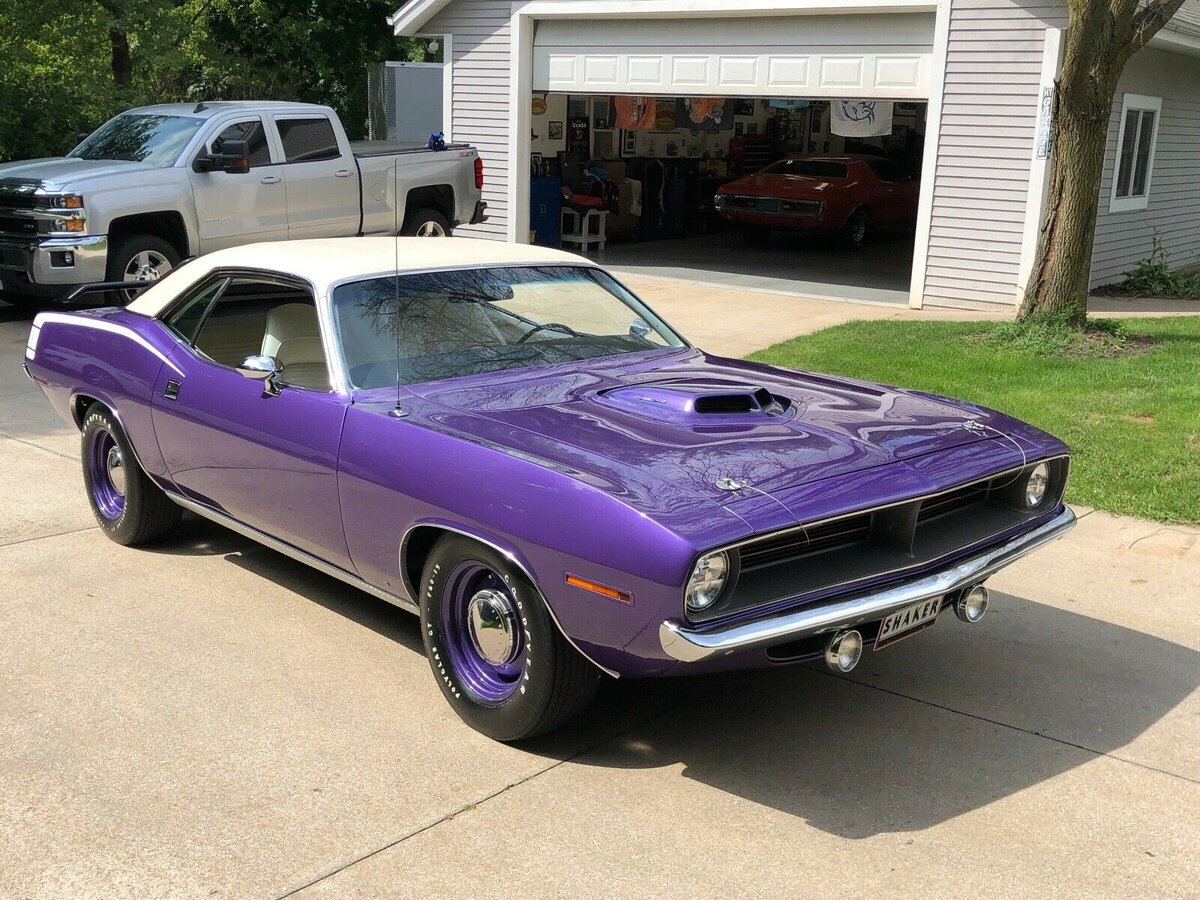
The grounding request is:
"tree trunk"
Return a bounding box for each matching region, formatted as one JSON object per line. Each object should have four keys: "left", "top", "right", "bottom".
{"left": 1017, "top": 80, "right": 1114, "bottom": 325}
{"left": 109, "top": 26, "right": 132, "bottom": 88}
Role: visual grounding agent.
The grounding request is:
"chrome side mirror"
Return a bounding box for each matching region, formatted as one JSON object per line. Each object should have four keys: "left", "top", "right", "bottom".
{"left": 629, "top": 319, "right": 652, "bottom": 338}
{"left": 237, "top": 354, "right": 283, "bottom": 396}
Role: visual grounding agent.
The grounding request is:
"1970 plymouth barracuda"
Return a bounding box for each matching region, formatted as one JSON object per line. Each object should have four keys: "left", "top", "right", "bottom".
{"left": 714, "top": 155, "right": 919, "bottom": 248}
{"left": 25, "top": 238, "right": 1074, "bottom": 740}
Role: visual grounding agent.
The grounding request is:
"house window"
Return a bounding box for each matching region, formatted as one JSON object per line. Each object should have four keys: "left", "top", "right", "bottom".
{"left": 1110, "top": 93, "right": 1161, "bottom": 213}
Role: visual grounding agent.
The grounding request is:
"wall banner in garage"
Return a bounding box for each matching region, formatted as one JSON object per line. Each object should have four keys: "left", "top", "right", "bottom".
{"left": 831, "top": 100, "right": 893, "bottom": 137}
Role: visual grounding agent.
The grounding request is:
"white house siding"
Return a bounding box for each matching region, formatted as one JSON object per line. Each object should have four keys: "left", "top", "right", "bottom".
{"left": 1089, "top": 47, "right": 1200, "bottom": 288}
{"left": 426, "top": 0, "right": 512, "bottom": 238}
{"left": 920, "top": 0, "right": 1065, "bottom": 310}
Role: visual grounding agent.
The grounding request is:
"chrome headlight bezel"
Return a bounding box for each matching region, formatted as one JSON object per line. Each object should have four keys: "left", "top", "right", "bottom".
{"left": 1024, "top": 461, "right": 1050, "bottom": 508}
{"left": 685, "top": 550, "right": 730, "bottom": 613}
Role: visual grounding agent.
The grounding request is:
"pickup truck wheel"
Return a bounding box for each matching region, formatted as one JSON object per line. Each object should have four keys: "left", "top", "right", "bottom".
{"left": 106, "top": 235, "right": 180, "bottom": 302}
{"left": 420, "top": 535, "right": 600, "bottom": 741}
{"left": 839, "top": 208, "right": 869, "bottom": 250}
{"left": 402, "top": 208, "right": 451, "bottom": 237}
{"left": 81, "top": 407, "right": 181, "bottom": 545}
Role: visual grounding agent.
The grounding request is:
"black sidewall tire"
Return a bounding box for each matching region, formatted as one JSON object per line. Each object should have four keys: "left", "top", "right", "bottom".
{"left": 105, "top": 234, "right": 181, "bottom": 302}
{"left": 80, "top": 408, "right": 179, "bottom": 545}
{"left": 401, "top": 208, "right": 452, "bottom": 237}
{"left": 420, "top": 536, "right": 574, "bottom": 741}
{"left": 841, "top": 209, "right": 868, "bottom": 250}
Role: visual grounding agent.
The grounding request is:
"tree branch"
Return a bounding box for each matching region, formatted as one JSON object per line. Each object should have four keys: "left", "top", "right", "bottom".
{"left": 1123, "top": 0, "right": 1186, "bottom": 57}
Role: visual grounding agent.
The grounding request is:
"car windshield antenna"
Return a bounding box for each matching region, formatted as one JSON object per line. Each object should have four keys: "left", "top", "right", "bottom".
{"left": 390, "top": 156, "right": 407, "bottom": 418}
{"left": 193, "top": 101, "right": 208, "bottom": 113}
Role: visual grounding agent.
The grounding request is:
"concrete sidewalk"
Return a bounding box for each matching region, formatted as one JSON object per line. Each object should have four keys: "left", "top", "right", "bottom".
{"left": 1, "top": 296, "right": 1197, "bottom": 898}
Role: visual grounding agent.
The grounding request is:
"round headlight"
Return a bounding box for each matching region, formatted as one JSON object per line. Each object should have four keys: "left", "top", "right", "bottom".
{"left": 686, "top": 550, "right": 729, "bottom": 612}
{"left": 1025, "top": 462, "right": 1050, "bottom": 508}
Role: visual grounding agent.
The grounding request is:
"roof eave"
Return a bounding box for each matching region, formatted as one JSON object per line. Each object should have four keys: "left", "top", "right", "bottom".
{"left": 388, "top": 0, "right": 453, "bottom": 36}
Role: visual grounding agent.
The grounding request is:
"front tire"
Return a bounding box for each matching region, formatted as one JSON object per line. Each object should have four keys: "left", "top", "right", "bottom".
{"left": 105, "top": 234, "right": 180, "bottom": 303}
{"left": 81, "top": 407, "right": 181, "bottom": 545}
{"left": 420, "top": 535, "right": 600, "bottom": 741}
{"left": 401, "top": 207, "right": 452, "bottom": 237}
{"left": 839, "top": 208, "right": 869, "bottom": 250}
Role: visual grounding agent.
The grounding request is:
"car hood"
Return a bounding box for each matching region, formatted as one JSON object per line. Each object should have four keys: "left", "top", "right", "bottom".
{"left": 0, "top": 157, "right": 158, "bottom": 191}
{"left": 401, "top": 350, "right": 1003, "bottom": 525}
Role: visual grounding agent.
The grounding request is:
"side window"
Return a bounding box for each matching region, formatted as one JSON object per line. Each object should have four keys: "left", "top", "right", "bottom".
{"left": 164, "top": 277, "right": 228, "bottom": 343}
{"left": 211, "top": 120, "right": 271, "bottom": 167}
{"left": 868, "top": 160, "right": 905, "bottom": 183}
{"left": 276, "top": 117, "right": 340, "bottom": 163}
{"left": 1111, "top": 93, "right": 1161, "bottom": 212}
{"left": 192, "top": 277, "right": 330, "bottom": 391}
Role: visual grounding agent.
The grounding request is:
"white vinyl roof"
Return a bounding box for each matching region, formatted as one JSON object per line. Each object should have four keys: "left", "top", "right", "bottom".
{"left": 126, "top": 237, "right": 590, "bottom": 317}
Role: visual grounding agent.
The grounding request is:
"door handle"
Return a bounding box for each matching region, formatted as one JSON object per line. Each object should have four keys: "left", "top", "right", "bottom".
{"left": 164, "top": 379, "right": 181, "bottom": 401}
{"left": 335, "top": 169, "right": 352, "bottom": 178}
{"left": 260, "top": 175, "right": 282, "bottom": 185}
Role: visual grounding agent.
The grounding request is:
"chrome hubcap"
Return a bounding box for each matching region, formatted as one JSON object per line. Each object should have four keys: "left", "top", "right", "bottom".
{"left": 416, "top": 221, "right": 446, "bottom": 237}
{"left": 106, "top": 446, "right": 126, "bottom": 495}
{"left": 466, "top": 589, "right": 519, "bottom": 666}
{"left": 124, "top": 250, "right": 172, "bottom": 282}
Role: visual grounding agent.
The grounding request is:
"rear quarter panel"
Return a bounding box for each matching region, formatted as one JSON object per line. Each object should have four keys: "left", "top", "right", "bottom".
{"left": 27, "top": 309, "right": 178, "bottom": 480}
{"left": 358, "top": 147, "right": 480, "bottom": 234}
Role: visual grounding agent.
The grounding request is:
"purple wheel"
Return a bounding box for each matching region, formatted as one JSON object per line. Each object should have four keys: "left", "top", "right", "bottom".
{"left": 85, "top": 423, "right": 127, "bottom": 522}
{"left": 439, "top": 562, "right": 526, "bottom": 704}
{"left": 80, "top": 406, "right": 181, "bottom": 545}
{"left": 420, "top": 535, "right": 601, "bottom": 741}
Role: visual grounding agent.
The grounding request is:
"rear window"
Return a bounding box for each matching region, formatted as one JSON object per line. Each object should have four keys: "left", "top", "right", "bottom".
{"left": 277, "top": 117, "right": 340, "bottom": 163}
{"left": 764, "top": 160, "right": 849, "bottom": 179}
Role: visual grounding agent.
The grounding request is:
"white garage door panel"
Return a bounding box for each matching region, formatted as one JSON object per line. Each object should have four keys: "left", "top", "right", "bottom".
{"left": 533, "top": 14, "right": 935, "bottom": 98}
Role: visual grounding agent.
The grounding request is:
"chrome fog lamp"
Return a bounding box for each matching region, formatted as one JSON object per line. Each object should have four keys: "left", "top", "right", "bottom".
{"left": 824, "top": 630, "right": 863, "bottom": 673}
{"left": 685, "top": 550, "right": 729, "bottom": 612}
{"left": 1025, "top": 462, "right": 1050, "bottom": 508}
{"left": 955, "top": 584, "right": 990, "bottom": 624}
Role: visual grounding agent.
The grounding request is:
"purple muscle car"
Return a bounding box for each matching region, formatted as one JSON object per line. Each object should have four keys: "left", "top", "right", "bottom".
{"left": 25, "top": 237, "right": 1075, "bottom": 741}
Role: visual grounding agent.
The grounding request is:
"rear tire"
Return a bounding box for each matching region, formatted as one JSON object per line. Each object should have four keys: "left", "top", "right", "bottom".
{"left": 81, "top": 406, "right": 181, "bottom": 545}
{"left": 401, "top": 208, "right": 452, "bottom": 237}
{"left": 420, "top": 535, "right": 600, "bottom": 741}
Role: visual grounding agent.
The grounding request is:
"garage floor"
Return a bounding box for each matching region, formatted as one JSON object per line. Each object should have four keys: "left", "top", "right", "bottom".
{"left": 599, "top": 228, "right": 915, "bottom": 304}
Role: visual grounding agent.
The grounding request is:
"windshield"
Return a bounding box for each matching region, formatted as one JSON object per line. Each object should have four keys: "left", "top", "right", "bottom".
{"left": 764, "top": 159, "right": 849, "bottom": 178}
{"left": 70, "top": 114, "right": 204, "bottom": 166}
{"left": 332, "top": 265, "right": 686, "bottom": 389}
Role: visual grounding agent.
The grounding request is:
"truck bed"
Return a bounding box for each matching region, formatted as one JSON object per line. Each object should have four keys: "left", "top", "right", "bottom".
{"left": 350, "top": 140, "right": 472, "bottom": 158}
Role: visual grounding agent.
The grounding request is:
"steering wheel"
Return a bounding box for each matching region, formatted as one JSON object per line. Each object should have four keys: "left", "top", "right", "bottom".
{"left": 516, "top": 322, "right": 578, "bottom": 344}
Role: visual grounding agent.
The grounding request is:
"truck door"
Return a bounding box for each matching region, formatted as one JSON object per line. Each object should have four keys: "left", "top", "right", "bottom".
{"left": 271, "top": 114, "right": 361, "bottom": 240}
{"left": 187, "top": 116, "right": 288, "bottom": 252}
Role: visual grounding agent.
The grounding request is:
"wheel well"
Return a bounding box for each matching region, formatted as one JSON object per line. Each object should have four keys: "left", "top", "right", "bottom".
{"left": 403, "top": 185, "right": 455, "bottom": 227}
{"left": 401, "top": 525, "right": 447, "bottom": 597}
{"left": 108, "top": 211, "right": 190, "bottom": 259}
{"left": 70, "top": 394, "right": 104, "bottom": 429}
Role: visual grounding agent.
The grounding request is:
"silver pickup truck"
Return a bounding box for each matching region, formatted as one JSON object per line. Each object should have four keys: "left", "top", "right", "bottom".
{"left": 0, "top": 101, "right": 486, "bottom": 306}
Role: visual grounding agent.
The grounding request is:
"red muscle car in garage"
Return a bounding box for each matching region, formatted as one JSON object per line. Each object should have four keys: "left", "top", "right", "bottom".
{"left": 714, "top": 155, "right": 919, "bottom": 249}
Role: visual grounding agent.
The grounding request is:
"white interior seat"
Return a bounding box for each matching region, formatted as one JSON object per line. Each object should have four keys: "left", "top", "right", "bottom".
{"left": 260, "top": 303, "right": 330, "bottom": 391}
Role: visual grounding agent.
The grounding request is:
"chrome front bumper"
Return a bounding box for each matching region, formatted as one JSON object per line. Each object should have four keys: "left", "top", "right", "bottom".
{"left": 0, "top": 235, "right": 108, "bottom": 295}
{"left": 659, "top": 505, "right": 1077, "bottom": 663}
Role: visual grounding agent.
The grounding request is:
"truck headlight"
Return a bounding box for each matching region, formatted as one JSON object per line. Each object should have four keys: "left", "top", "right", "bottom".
{"left": 52, "top": 217, "right": 86, "bottom": 233}
{"left": 686, "top": 550, "right": 729, "bottom": 612}
{"left": 1025, "top": 462, "right": 1050, "bottom": 508}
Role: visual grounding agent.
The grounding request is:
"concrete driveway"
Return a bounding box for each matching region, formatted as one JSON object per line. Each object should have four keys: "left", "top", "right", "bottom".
{"left": 1, "top": 295, "right": 1197, "bottom": 899}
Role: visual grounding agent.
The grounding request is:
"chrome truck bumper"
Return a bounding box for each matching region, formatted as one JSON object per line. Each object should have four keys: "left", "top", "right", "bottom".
{"left": 659, "top": 505, "right": 1077, "bottom": 664}
{"left": 0, "top": 235, "right": 108, "bottom": 299}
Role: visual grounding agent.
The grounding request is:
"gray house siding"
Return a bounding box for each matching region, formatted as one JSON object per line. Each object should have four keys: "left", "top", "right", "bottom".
{"left": 920, "top": 0, "right": 1064, "bottom": 311}
{"left": 427, "top": 0, "right": 512, "bottom": 238}
{"left": 1089, "top": 47, "right": 1200, "bottom": 288}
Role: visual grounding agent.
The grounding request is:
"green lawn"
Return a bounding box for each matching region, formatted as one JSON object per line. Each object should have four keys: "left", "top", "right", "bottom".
{"left": 748, "top": 317, "right": 1200, "bottom": 524}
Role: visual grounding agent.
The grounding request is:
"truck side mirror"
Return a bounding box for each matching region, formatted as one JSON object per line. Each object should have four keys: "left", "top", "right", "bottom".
{"left": 193, "top": 139, "right": 251, "bottom": 174}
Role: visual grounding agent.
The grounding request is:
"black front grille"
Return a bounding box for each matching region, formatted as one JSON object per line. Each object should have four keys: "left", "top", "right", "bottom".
{"left": 918, "top": 483, "right": 988, "bottom": 521}
{"left": 739, "top": 513, "right": 872, "bottom": 569}
{"left": 0, "top": 216, "right": 37, "bottom": 236}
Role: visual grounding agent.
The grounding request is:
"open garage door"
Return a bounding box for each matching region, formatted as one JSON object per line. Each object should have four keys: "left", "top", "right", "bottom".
{"left": 532, "top": 14, "right": 935, "bottom": 99}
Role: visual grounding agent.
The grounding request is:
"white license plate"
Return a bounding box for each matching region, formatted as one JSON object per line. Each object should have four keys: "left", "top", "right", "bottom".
{"left": 875, "top": 596, "right": 943, "bottom": 650}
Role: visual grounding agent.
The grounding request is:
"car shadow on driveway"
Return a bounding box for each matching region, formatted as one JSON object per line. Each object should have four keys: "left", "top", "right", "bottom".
{"left": 143, "top": 518, "right": 1198, "bottom": 839}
